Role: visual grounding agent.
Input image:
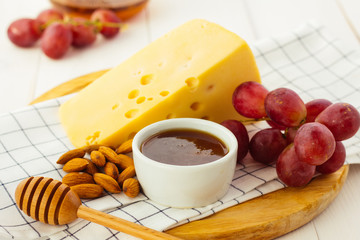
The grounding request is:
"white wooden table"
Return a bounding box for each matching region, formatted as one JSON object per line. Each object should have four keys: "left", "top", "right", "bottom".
{"left": 1, "top": 0, "right": 360, "bottom": 239}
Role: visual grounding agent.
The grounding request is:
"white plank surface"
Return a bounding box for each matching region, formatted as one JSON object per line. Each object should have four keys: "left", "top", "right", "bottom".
{"left": 0, "top": 0, "right": 359, "bottom": 239}
{"left": 0, "top": 1, "right": 46, "bottom": 113}
{"left": 246, "top": 0, "right": 359, "bottom": 48}
{"left": 314, "top": 165, "right": 360, "bottom": 240}
{"left": 337, "top": 0, "right": 360, "bottom": 42}
{"left": 146, "top": 0, "right": 256, "bottom": 42}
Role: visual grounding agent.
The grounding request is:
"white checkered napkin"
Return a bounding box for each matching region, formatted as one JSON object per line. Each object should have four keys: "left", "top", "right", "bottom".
{"left": 1, "top": 21, "right": 360, "bottom": 240}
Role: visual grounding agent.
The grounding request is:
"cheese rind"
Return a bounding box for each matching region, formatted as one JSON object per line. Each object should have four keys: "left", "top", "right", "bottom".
{"left": 59, "top": 19, "right": 261, "bottom": 148}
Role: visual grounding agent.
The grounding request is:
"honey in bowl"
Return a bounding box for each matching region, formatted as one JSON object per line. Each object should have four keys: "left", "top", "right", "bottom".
{"left": 140, "top": 129, "right": 228, "bottom": 166}
{"left": 133, "top": 118, "right": 238, "bottom": 208}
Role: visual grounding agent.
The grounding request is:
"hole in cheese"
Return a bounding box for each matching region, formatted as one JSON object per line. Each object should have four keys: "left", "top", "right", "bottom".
{"left": 182, "top": 56, "right": 193, "bottom": 68}
{"left": 128, "top": 89, "right": 140, "bottom": 99}
{"left": 125, "top": 109, "right": 139, "bottom": 118}
{"left": 183, "top": 63, "right": 190, "bottom": 68}
{"left": 166, "top": 113, "right": 176, "bottom": 119}
{"left": 201, "top": 23, "right": 208, "bottom": 29}
{"left": 86, "top": 131, "right": 101, "bottom": 144}
{"left": 147, "top": 97, "right": 153, "bottom": 101}
{"left": 160, "top": 91, "right": 169, "bottom": 97}
{"left": 185, "top": 77, "right": 199, "bottom": 90}
{"left": 158, "top": 61, "right": 165, "bottom": 68}
{"left": 136, "top": 96, "right": 146, "bottom": 104}
{"left": 134, "top": 69, "right": 143, "bottom": 76}
{"left": 140, "top": 74, "right": 154, "bottom": 85}
{"left": 112, "top": 104, "right": 119, "bottom": 110}
{"left": 207, "top": 84, "right": 215, "bottom": 91}
{"left": 190, "top": 102, "right": 202, "bottom": 111}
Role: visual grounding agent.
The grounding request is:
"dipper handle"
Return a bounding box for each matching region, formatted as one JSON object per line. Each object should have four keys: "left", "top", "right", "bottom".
{"left": 15, "top": 176, "right": 181, "bottom": 240}
{"left": 77, "top": 205, "right": 181, "bottom": 240}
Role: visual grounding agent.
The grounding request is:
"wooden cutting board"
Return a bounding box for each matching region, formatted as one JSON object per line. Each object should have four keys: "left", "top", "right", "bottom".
{"left": 32, "top": 69, "right": 349, "bottom": 240}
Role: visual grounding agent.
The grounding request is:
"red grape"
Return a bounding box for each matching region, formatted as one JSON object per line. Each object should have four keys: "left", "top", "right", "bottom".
{"left": 316, "top": 141, "right": 346, "bottom": 174}
{"left": 294, "top": 122, "right": 336, "bottom": 165}
{"left": 265, "top": 88, "right": 307, "bottom": 127}
{"left": 276, "top": 144, "right": 316, "bottom": 187}
{"left": 232, "top": 81, "right": 269, "bottom": 119}
{"left": 41, "top": 23, "right": 72, "bottom": 59}
{"left": 229, "top": 83, "right": 356, "bottom": 186}
{"left": 266, "top": 120, "right": 286, "bottom": 130}
{"left": 305, "top": 99, "right": 332, "bottom": 122}
{"left": 315, "top": 102, "right": 360, "bottom": 141}
{"left": 249, "top": 128, "right": 287, "bottom": 164}
{"left": 70, "top": 18, "right": 97, "bottom": 48}
{"left": 36, "top": 9, "right": 64, "bottom": 26}
{"left": 7, "top": 18, "right": 42, "bottom": 47}
{"left": 90, "top": 9, "right": 121, "bottom": 38}
{"left": 221, "top": 120, "right": 249, "bottom": 163}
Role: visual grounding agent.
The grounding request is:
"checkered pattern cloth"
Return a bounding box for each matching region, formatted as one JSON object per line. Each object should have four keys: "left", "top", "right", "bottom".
{"left": 1, "top": 21, "right": 360, "bottom": 240}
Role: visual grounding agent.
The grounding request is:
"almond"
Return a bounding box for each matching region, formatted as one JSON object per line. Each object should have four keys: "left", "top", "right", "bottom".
{"left": 99, "top": 146, "right": 121, "bottom": 164}
{"left": 93, "top": 173, "right": 121, "bottom": 193}
{"left": 90, "top": 150, "right": 106, "bottom": 167}
{"left": 82, "top": 144, "right": 103, "bottom": 153}
{"left": 115, "top": 139, "right": 133, "bottom": 154}
{"left": 63, "top": 158, "right": 89, "bottom": 172}
{"left": 85, "top": 159, "right": 100, "bottom": 175}
{"left": 104, "top": 162, "right": 119, "bottom": 180}
{"left": 117, "top": 154, "right": 134, "bottom": 170}
{"left": 82, "top": 144, "right": 114, "bottom": 153}
{"left": 57, "top": 148, "right": 85, "bottom": 164}
{"left": 62, "top": 172, "right": 94, "bottom": 186}
{"left": 123, "top": 178, "right": 140, "bottom": 198}
{"left": 71, "top": 184, "right": 104, "bottom": 199}
{"left": 117, "top": 166, "right": 136, "bottom": 186}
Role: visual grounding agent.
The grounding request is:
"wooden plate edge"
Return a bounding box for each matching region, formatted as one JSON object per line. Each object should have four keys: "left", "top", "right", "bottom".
{"left": 31, "top": 70, "right": 349, "bottom": 240}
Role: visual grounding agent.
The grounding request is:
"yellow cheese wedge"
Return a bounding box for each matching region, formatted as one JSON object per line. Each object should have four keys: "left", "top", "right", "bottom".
{"left": 59, "top": 19, "right": 261, "bottom": 148}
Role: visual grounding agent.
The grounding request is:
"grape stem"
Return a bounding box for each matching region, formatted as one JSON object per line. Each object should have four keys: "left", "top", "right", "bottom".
{"left": 91, "top": 20, "right": 124, "bottom": 29}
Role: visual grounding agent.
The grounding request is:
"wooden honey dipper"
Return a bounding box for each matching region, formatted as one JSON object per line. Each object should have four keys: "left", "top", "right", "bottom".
{"left": 15, "top": 176, "right": 182, "bottom": 240}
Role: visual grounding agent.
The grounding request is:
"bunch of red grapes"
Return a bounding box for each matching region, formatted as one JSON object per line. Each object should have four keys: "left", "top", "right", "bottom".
{"left": 7, "top": 8, "right": 122, "bottom": 59}
{"left": 221, "top": 81, "right": 360, "bottom": 187}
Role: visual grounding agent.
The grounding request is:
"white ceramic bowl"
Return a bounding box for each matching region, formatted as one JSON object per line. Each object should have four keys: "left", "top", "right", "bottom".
{"left": 132, "top": 118, "right": 238, "bottom": 208}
